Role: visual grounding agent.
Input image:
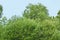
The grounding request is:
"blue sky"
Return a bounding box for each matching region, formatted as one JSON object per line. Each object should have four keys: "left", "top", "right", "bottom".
{"left": 0, "top": 0, "right": 60, "bottom": 19}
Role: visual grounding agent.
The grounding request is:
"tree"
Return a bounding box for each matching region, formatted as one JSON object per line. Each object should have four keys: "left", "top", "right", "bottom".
{"left": 1, "top": 18, "right": 38, "bottom": 40}
{"left": 0, "top": 3, "right": 60, "bottom": 40}
{"left": 0, "top": 5, "right": 3, "bottom": 18}
{"left": 56, "top": 10, "right": 60, "bottom": 19}
{"left": 57, "top": 10, "right": 60, "bottom": 16}
{"left": 1, "top": 17, "right": 7, "bottom": 25}
{"left": 23, "top": 3, "right": 49, "bottom": 21}
{"left": 1, "top": 17, "right": 59, "bottom": 40}
{"left": 0, "top": 5, "right": 3, "bottom": 25}
{"left": 55, "top": 10, "right": 60, "bottom": 31}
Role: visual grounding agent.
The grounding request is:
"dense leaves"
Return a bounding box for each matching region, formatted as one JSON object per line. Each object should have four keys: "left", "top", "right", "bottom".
{"left": 1, "top": 18, "right": 37, "bottom": 40}
{"left": 0, "top": 18, "right": 58, "bottom": 40}
{"left": 23, "top": 4, "right": 49, "bottom": 20}
{"left": 0, "top": 3, "right": 60, "bottom": 40}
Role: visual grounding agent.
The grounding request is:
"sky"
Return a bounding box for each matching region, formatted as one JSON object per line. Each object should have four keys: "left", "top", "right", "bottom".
{"left": 0, "top": 0, "right": 60, "bottom": 19}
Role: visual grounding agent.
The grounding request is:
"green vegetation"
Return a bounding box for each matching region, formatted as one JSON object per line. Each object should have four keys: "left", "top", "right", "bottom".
{"left": 0, "top": 5, "right": 3, "bottom": 18}
{"left": 0, "top": 3, "right": 60, "bottom": 40}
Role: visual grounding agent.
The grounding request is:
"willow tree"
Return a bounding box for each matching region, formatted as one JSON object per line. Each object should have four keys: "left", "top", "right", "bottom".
{"left": 23, "top": 3, "right": 49, "bottom": 21}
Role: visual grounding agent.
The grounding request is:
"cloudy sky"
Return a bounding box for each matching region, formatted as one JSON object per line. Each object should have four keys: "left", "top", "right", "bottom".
{"left": 0, "top": 0, "right": 60, "bottom": 19}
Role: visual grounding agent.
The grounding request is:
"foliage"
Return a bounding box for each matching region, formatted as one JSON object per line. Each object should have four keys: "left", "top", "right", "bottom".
{"left": 1, "top": 18, "right": 37, "bottom": 40}
{"left": 1, "top": 18, "right": 58, "bottom": 40}
{"left": 23, "top": 3, "right": 49, "bottom": 21}
{"left": 0, "top": 3, "right": 60, "bottom": 40}
{"left": 0, "top": 5, "right": 3, "bottom": 18}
